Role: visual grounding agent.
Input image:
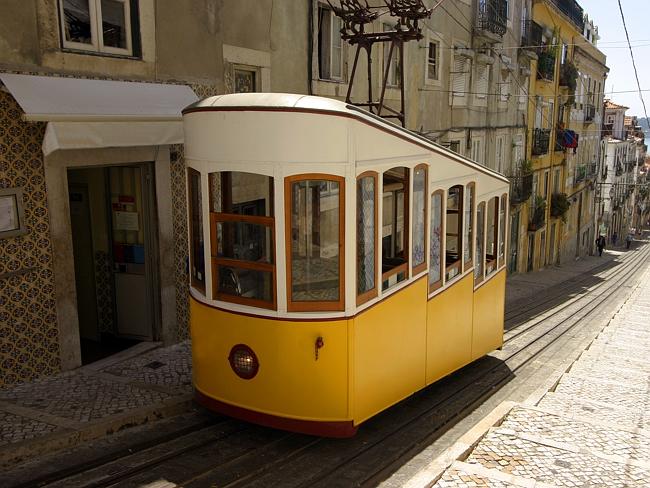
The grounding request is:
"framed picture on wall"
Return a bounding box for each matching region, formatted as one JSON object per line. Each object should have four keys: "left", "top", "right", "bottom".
{"left": 0, "top": 188, "right": 27, "bottom": 238}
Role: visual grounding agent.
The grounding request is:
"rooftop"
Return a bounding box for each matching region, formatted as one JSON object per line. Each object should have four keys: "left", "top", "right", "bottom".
{"left": 604, "top": 100, "right": 629, "bottom": 110}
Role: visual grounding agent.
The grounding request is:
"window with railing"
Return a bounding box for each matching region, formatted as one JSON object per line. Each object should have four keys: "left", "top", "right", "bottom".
{"left": 532, "top": 128, "right": 551, "bottom": 155}
{"left": 477, "top": 0, "right": 508, "bottom": 37}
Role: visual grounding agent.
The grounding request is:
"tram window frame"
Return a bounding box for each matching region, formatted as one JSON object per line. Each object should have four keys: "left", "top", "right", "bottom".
{"left": 445, "top": 184, "right": 463, "bottom": 281}
{"left": 485, "top": 196, "right": 499, "bottom": 277}
{"left": 429, "top": 189, "right": 444, "bottom": 292}
{"left": 475, "top": 201, "right": 486, "bottom": 286}
{"left": 381, "top": 167, "right": 410, "bottom": 291}
{"left": 188, "top": 168, "right": 206, "bottom": 294}
{"left": 463, "top": 182, "right": 475, "bottom": 272}
{"left": 357, "top": 171, "right": 379, "bottom": 306}
{"left": 498, "top": 193, "right": 507, "bottom": 269}
{"left": 209, "top": 171, "right": 277, "bottom": 310}
{"left": 412, "top": 164, "right": 428, "bottom": 275}
{"left": 285, "top": 174, "right": 345, "bottom": 312}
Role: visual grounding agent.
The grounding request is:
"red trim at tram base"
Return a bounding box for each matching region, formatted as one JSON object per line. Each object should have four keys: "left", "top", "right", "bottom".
{"left": 194, "top": 389, "right": 358, "bottom": 438}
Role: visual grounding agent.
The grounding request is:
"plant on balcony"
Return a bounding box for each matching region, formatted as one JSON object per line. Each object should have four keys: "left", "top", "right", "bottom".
{"left": 550, "top": 192, "right": 570, "bottom": 221}
{"left": 529, "top": 196, "right": 546, "bottom": 231}
{"left": 559, "top": 61, "right": 578, "bottom": 92}
{"left": 537, "top": 51, "right": 555, "bottom": 80}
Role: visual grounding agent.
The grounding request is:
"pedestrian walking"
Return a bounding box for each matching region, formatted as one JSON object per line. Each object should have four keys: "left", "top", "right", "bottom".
{"left": 596, "top": 235, "right": 606, "bottom": 256}
{"left": 612, "top": 232, "right": 618, "bottom": 246}
{"left": 626, "top": 233, "right": 633, "bottom": 249}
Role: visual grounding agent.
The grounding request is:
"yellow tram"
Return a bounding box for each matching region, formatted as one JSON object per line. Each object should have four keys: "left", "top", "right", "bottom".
{"left": 183, "top": 94, "right": 509, "bottom": 437}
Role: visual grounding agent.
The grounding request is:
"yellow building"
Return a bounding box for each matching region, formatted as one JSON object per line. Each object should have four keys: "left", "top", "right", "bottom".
{"left": 510, "top": 0, "right": 606, "bottom": 273}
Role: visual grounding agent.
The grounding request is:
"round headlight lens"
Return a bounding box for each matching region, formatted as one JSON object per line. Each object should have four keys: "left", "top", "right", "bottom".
{"left": 228, "top": 344, "right": 259, "bottom": 379}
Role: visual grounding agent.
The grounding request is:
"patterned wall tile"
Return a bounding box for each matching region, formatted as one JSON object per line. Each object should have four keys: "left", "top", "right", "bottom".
{"left": 0, "top": 91, "right": 60, "bottom": 388}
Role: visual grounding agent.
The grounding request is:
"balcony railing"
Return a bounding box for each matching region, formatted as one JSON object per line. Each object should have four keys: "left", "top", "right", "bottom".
{"left": 509, "top": 173, "right": 534, "bottom": 204}
{"left": 529, "top": 197, "right": 547, "bottom": 231}
{"left": 550, "top": 0, "right": 585, "bottom": 33}
{"left": 477, "top": 0, "right": 508, "bottom": 37}
{"left": 521, "top": 19, "right": 543, "bottom": 51}
{"left": 574, "top": 165, "right": 587, "bottom": 185}
{"left": 537, "top": 51, "right": 556, "bottom": 81}
{"left": 532, "top": 128, "right": 551, "bottom": 155}
{"left": 584, "top": 104, "right": 595, "bottom": 122}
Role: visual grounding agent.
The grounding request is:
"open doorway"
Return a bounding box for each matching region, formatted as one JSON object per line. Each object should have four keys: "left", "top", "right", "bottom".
{"left": 68, "top": 164, "right": 160, "bottom": 365}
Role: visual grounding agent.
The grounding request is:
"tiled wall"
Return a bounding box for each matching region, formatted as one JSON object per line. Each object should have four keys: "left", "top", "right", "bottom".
{"left": 0, "top": 91, "right": 60, "bottom": 387}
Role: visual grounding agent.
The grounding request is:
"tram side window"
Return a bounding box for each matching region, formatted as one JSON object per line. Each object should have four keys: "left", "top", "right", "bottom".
{"left": 382, "top": 167, "right": 409, "bottom": 291}
{"left": 188, "top": 168, "right": 205, "bottom": 293}
{"left": 498, "top": 194, "right": 507, "bottom": 268}
{"left": 485, "top": 197, "right": 498, "bottom": 277}
{"left": 475, "top": 201, "right": 485, "bottom": 285}
{"left": 429, "top": 190, "right": 444, "bottom": 292}
{"left": 445, "top": 185, "right": 463, "bottom": 281}
{"left": 357, "top": 173, "right": 378, "bottom": 305}
{"left": 412, "top": 165, "right": 427, "bottom": 274}
{"left": 209, "top": 172, "right": 276, "bottom": 309}
{"left": 463, "top": 182, "right": 475, "bottom": 271}
{"left": 287, "top": 176, "right": 344, "bottom": 311}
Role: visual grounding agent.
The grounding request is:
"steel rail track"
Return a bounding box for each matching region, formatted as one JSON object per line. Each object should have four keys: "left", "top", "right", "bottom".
{"left": 26, "top": 243, "right": 649, "bottom": 488}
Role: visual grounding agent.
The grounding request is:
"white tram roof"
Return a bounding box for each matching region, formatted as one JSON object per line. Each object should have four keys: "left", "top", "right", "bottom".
{"left": 183, "top": 93, "right": 509, "bottom": 186}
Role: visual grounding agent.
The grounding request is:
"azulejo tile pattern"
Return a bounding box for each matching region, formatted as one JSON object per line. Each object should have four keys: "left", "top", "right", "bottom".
{"left": 0, "top": 91, "right": 60, "bottom": 388}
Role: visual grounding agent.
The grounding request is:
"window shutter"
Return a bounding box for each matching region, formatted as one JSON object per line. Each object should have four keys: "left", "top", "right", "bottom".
{"left": 475, "top": 65, "right": 488, "bottom": 99}
{"left": 451, "top": 56, "right": 467, "bottom": 97}
{"left": 500, "top": 74, "right": 510, "bottom": 102}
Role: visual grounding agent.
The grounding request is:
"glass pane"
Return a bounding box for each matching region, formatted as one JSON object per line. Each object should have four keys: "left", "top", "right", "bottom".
{"left": 499, "top": 197, "right": 506, "bottom": 262}
{"left": 63, "top": 0, "right": 92, "bottom": 44}
{"left": 412, "top": 167, "right": 426, "bottom": 268}
{"left": 189, "top": 171, "right": 205, "bottom": 290}
{"left": 217, "top": 266, "right": 272, "bottom": 302}
{"left": 291, "top": 180, "right": 340, "bottom": 302}
{"left": 382, "top": 167, "right": 408, "bottom": 289}
{"left": 486, "top": 198, "right": 497, "bottom": 275}
{"left": 475, "top": 203, "right": 485, "bottom": 282}
{"left": 216, "top": 221, "right": 272, "bottom": 264}
{"left": 235, "top": 69, "right": 256, "bottom": 93}
{"left": 210, "top": 172, "right": 273, "bottom": 217}
{"left": 357, "top": 177, "right": 375, "bottom": 295}
{"left": 463, "top": 184, "right": 474, "bottom": 264}
{"left": 445, "top": 186, "right": 461, "bottom": 268}
{"left": 331, "top": 16, "right": 342, "bottom": 78}
{"left": 429, "top": 193, "right": 442, "bottom": 286}
{"left": 101, "top": 0, "right": 127, "bottom": 49}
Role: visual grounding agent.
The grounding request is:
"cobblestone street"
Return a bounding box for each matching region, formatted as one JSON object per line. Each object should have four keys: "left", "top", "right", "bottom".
{"left": 425, "top": 262, "right": 650, "bottom": 487}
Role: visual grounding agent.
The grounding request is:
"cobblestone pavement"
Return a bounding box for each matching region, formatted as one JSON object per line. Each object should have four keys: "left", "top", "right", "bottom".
{"left": 0, "top": 341, "right": 192, "bottom": 467}
{"left": 427, "top": 263, "right": 650, "bottom": 487}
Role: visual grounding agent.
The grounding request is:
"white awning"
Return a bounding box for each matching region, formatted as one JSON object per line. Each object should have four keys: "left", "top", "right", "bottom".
{"left": 0, "top": 73, "right": 199, "bottom": 155}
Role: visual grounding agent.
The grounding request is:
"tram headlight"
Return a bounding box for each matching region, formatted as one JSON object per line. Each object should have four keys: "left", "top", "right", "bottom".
{"left": 228, "top": 344, "right": 259, "bottom": 379}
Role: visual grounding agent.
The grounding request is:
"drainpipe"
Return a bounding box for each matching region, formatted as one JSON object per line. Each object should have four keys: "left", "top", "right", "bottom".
{"left": 307, "top": 0, "right": 314, "bottom": 95}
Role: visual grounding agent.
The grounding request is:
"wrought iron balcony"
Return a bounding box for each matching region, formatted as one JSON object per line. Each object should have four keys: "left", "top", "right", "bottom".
{"left": 532, "top": 128, "right": 551, "bottom": 155}
{"left": 477, "top": 0, "right": 507, "bottom": 38}
{"left": 584, "top": 104, "right": 595, "bottom": 122}
{"left": 509, "top": 173, "right": 533, "bottom": 204}
{"left": 550, "top": 0, "right": 585, "bottom": 33}
{"left": 574, "top": 165, "right": 587, "bottom": 186}
{"left": 529, "top": 197, "right": 547, "bottom": 231}
{"left": 521, "top": 20, "right": 543, "bottom": 51}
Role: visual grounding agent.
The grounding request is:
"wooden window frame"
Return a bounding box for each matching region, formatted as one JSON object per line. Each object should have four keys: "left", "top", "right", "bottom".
{"left": 209, "top": 172, "right": 277, "bottom": 310}
{"left": 463, "top": 182, "right": 475, "bottom": 272}
{"left": 59, "top": 0, "right": 134, "bottom": 56}
{"left": 485, "top": 196, "right": 499, "bottom": 277}
{"left": 412, "top": 164, "right": 428, "bottom": 275}
{"left": 210, "top": 213, "right": 277, "bottom": 310}
{"left": 429, "top": 189, "right": 445, "bottom": 293}
{"left": 498, "top": 193, "right": 508, "bottom": 269}
{"left": 285, "top": 174, "right": 345, "bottom": 312}
{"left": 381, "top": 167, "right": 410, "bottom": 289}
{"left": 187, "top": 168, "right": 205, "bottom": 294}
{"left": 475, "top": 201, "right": 486, "bottom": 286}
{"left": 317, "top": 3, "right": 344, "bottom": 81}
{"left": 356, "top": 171, "right": 379, "bottom": 306}
{"left": 445, "top": 184, "right": 463, "bottom": 281}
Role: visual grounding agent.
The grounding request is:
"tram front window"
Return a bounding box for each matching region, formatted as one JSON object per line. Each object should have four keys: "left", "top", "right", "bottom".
{"left": 209, "top": 172, "right": 276, "bottom": 309}
{"left": 287, "top": 177, "right": 344, "bottom": 311}
{"left": 382, "top": 167, "right": 409, "bottom": 291}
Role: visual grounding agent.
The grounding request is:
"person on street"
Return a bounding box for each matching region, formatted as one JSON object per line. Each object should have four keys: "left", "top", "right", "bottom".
{"left": 626, "top": 233, "right": 633, "bottom": 249}
{"left": 596, "top": 235, "right": 606, "bottom": 256}
{"left": 612, "top": 232, "right": 618, "bottom": 246}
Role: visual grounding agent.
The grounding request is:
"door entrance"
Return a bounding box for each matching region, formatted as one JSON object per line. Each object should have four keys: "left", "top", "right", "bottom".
{"left": 527, "top": 233, "right": 535, "bottom": 272}
{"left": 68, "top": 164, "right": 159, "bottom": 365}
